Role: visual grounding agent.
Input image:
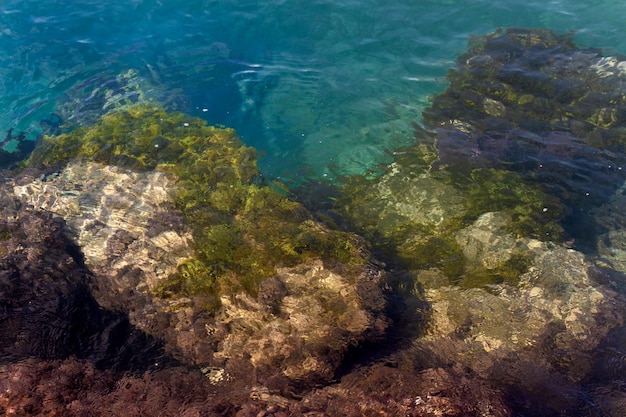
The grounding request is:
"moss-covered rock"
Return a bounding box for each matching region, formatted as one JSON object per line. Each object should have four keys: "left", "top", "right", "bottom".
{"left": 423, "top": 28, "right": 626, "bottom": 210}
{"left": 331, "top": 28, "right": 626, "bottom": 288}
{"left": 25, "top": 105, "right": 367, "bottom": 300}
{"left": 15, "top": 105, "right": 391, "bottom": 392}
{"left": 334, "top": 155, "right": 558, "bottom": 287}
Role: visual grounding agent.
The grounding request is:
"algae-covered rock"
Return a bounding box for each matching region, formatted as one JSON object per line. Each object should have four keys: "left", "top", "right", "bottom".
{"left": 423, "top": 27, "right": 626, "bottom": 210}
{"left": 336, "top": 156, "right": 560, "bottom": 286}
{"left": 13, "top": 159, "right": 194, "bottom": 307}
{"left": 337, "top": 162, "right": 466, "bottom": 272}
{"left": 24, "top": 105, "right": 368, "bottom": 298}
{"left": 349, "top": 213, "right": 625, "bottom": 417}
{"left": 334, "top": 27, "right": 626, "bottom": 288}
{"left": 14, "top": 105, "right": 391, "bottom": 392}
{"left": 409, "top": 212, "right": 624, "bottom": 397}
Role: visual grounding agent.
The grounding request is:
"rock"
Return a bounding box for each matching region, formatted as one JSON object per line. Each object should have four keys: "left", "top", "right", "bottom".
{"left": 294, "top": 363, "right": 511, "bottom": 417}
{"left": 10, "top": 105, "right": 392, "bottom": 393}
{"left": 421, "top": 28, "right": 626, "bottom": 245}
{"left": 13, "top": 159, "right": 192, "bottom": 298}
{"left": 212, "top": 259, "right": 389, "bottom": 390}
{"left": 404, "top": 212, "right": 625, "bottom": 415}
{"left": 0, "top": 187, "right": 167, "bottom": 370}
{"left": 0, "top": 358, "right": 231, "bottom": 417}
{"left": 11, "top": 157, "right": 391, "bottom": 391}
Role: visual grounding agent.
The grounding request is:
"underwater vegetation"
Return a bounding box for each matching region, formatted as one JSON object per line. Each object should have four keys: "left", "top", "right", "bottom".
{"left": 25, "top": 105, "right": 366, "bottom": 300}
{"left": 335, "top": 160, "right": 556, "bottom": 288}
{"left": 423, "top": 27, "right": 626, "bottom": 209}
{"left": 334, "top": 28, "right": 626, "bottom": 288}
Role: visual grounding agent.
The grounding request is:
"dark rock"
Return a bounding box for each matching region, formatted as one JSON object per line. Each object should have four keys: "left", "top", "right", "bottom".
{"left": 423, "top": 28, "right": 626, "bottom": 212}
{"left": 0, "top": 187, "right": 167, "bottom": 371}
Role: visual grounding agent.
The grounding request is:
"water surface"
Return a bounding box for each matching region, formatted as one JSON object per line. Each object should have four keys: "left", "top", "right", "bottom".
{"left": 3, "top": 0, "right": 626, "bottom": 181}
{"left": 2, "top": 2, "right": 626, "bottom": 415}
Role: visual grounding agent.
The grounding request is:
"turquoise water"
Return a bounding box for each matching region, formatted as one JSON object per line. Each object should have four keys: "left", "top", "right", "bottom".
{"left": 3, "top": 0, "right": 626, "bottom": 182}
{"left": 4, "top": 2, "right": 626, "bottom": 415}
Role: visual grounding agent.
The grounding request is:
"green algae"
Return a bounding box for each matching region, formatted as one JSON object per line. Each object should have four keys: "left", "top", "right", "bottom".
{"left": 457, "top": 252, "right": 531, "bottom": 288}
{"left": 25, "top": 105, "right": 366, "bottom": 300}
{"left": 330, "top": 28, "right": 626, "bottom": 290}
{"left": 335, "top": 166, "right": 548, "bottom": 287}
{"left": 332, "top": 137, "right": 563, "bottom": 288}
{"left": 462, "top": 168, "right": 564, "bottom": 240}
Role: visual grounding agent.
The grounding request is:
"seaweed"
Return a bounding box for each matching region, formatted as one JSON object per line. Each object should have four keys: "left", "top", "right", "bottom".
{"left": 25, "top": 105, "right": 367, "bottom": 300}
{"left": 334, "top": 166, "right": 548, "bottom": 287}
{"left": 330, "top": 28, "right": 626, "bottom": 289}
{"left": 423, "top": 27, "right": 626, "bottom": 209}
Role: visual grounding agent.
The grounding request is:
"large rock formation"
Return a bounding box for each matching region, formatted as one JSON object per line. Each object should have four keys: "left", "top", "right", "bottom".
{"left": 325, "top": 27, "right": 626, "bottom": 417}
{"left": 422, "top": 28, "right": 626, "bottom": 209}
{"left": 7, "top": 105, "right": 392, "bottom": 395}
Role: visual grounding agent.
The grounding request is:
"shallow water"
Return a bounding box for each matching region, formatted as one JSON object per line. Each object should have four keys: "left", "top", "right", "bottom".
{"left": 3, "top": 1, "right": 626, "bottom": 416}
{"left": 3, "top": 0, "right": 626, "bottom": 180}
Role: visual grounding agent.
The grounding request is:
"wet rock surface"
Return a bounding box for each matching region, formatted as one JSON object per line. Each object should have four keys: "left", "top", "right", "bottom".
{"left": 419, "top": 213, "right": 624, "bottom": 381}
{"left": 0, "top": 158, "right": 394, "bottom": 413}
{"left": 412, "top": 28, "right": 626, "bottom": 252}
{"left": 591, "top": 181, "right": 626, "bottom": 274}
{"left": 5, "top": 119, "right": 392, "bottom": 395}
{"left": 4, "top": 160, "right": 626, "bottom": 417}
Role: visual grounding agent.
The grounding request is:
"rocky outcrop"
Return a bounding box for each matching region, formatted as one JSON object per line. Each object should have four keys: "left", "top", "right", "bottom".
{"left": 422, "top": 28, "right": 626, "bottom": 211}
{"left": 288, "top": 212, "right": 626, "bottom": 417}
{"left": 8, "top": 105, "right": 392, "bottom": 394}
{"left": 4, "top": 28, "right": 626, "bottom": 416}
{"left": 0, "top": 188, "right": 167, "bottom": 370}
{"left": 418, "top": 213, "right": 624, "bottom": 382}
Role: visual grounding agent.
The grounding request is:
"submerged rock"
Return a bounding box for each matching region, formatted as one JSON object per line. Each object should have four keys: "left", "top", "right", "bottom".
{"left": 422, "top": 28, "right": 626, "bottom": 247}
{"left": 424, "top": 213, "right": 623, "bottom": 363}
{"left": 5, "top": 29, "right": 626, "bottom": 416}
{"left": 336, "top": 27, "right": 626, "bottom": 286}
{"left": 296, "top": 212, "right": 624, "bottom": 417}
{"left": 0, "top": 189, "right": 167, "bottom": 370}
{"left": 10, "top": 105, "right": 391, "bottom": 393}
{"left": 212, "top": 259, "right": 389, "bottom": 390}
{"left": 317, "top": 28, "right": 626, "bottom": 416}
{"left": 13, "top": 159, "right": 191, "bottom": 297}
{"left": 337, "top": 159, "right": 562, "bottom": 285}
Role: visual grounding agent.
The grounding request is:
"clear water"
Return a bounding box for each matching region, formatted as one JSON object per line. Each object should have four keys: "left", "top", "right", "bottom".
{"left": 3, "top": 2, "right": 626, "bottom": 414}
{"left": 3, "top": 0, "right": 626, "bottom": 182}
